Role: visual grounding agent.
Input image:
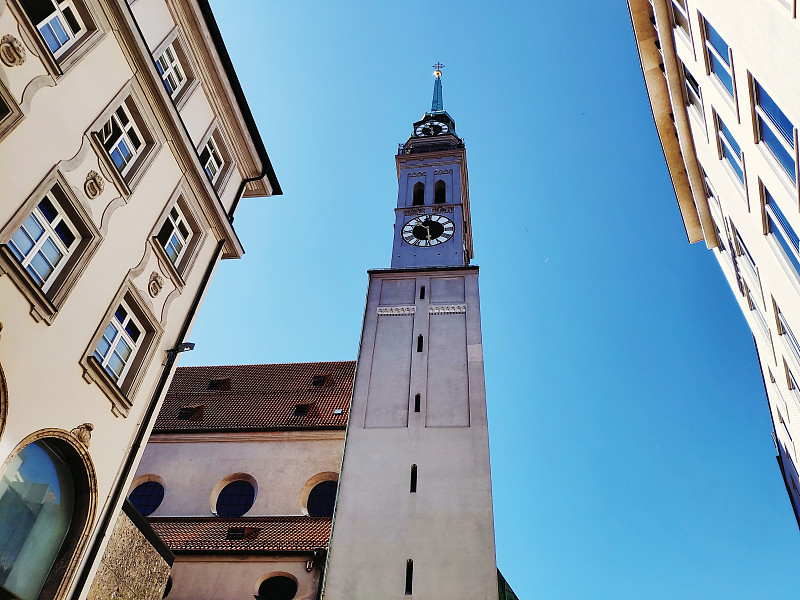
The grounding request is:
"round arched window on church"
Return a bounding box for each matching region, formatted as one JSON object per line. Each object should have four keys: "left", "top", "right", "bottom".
{"left": 258, "top": 575, "right": 297, "bottom": 600}
{"left": 129, "top": 481, "right": 165, "bottom": 516}
{"left": 0, "top": 440, "right": 75, "bottom": 600}
{"left": 307, "top": 480, "right": 337, "bottom": 517}
{"left": 216, "top": 479, "right": 255, "bottom": 517}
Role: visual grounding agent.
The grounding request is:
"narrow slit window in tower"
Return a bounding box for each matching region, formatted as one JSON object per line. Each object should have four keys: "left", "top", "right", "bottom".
{"left": 410, "top": 464, "right": 417, "bottom": 493}
{"left": 434, "top": 180, "right": 446, "bottom": 204}
{"left": 412, "top": 182, "right": 425, "bottom": 206}
{"left": 405, "top": 559, "right": 414, "bottom": 595}
{"left": 414, "top": 393, "right": 421, "bottom": 412}
{"left": 419, "top": 285, "right": 425, "bottom": 300}
{"left": 417, "top": 335, "right": 423, "bottom": 352}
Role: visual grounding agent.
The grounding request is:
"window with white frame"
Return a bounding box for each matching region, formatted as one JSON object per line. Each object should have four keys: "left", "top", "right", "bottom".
{"left": 7, "top": 185, "right": 79, "bottom": 292}
{"left": 93, "top": 300, "right": 143, "bottom": 384}
{"left": 199, "top": 136, "right": 224, "bottom": 184}
{"left": 0, "top": 171, "right": 100, "bottom": 322}
{"left": 671, "top": 0, "right": 690, "bottom": 38}
{"left": 155, "top": 42, "right": 187, "bottom": 99}
{"left": 20, "top": 0, "right": 87, "bottom": 58}
{"left": 98, "top": 100, "right": 144, "bottom": 176}
{"left": 703, "top": 19, "right": 734, "bottom": 97}
{"left": 765, "top": 187, "right": 800, "bottom": 278}
{"left": 156, "top": 204, "right": 192, "bottom": 267}
{"left": 717, "top": 115, "right": 745, "bottom": 184}
{"left": 754, "top": 80, "right": 797, "bottom": 183}
{"left": 682, "top": 64, "right": 704, "bottom": 120}
{"left": 777, "top": 304, "right": 800, "bottom": 367}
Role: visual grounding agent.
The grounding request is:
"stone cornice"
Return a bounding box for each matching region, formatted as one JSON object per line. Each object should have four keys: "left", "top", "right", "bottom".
{"left": 146, "top": 430, "right": 346, "bottom": 443}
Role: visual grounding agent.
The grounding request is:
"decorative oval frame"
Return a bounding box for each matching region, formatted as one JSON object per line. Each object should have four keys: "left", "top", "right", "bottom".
{"left": 209, "top": 472, "right": 258, "bottom": 516}
{"left": 299, "top": 471, "right": 339, "bottom": 516}
{"left": 254, "top": 571, "right": 299, "bottom": 600}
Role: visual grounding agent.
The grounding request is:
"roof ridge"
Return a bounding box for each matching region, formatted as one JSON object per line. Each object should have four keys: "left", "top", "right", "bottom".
{"left": 175, "top": 360, "right": 356, "bottom": 370}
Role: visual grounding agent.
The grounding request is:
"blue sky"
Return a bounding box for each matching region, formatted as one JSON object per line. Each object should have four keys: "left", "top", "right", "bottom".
{"left": 187, "top": 2, "right": 800, "bottom": 597}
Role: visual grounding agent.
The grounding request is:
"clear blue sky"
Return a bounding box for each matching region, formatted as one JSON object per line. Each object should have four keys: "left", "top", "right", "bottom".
{"left": 187, "top": 2, "right": 800, "bottom": 597}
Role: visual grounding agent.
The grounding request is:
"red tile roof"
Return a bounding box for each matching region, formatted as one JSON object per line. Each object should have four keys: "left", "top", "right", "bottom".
{"left": 149, "top": 516, "right": 331, "bottom": 552}
{"left": 153, "top": 361, "right": 355, "bottom": 432}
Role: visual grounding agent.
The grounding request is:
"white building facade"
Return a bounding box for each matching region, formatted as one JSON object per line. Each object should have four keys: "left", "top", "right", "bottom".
{"left": 0, "top": 0, "right": 279, "bottom": 597}
{"left": 628, "top": 0, "right": 800, "bottom": 523}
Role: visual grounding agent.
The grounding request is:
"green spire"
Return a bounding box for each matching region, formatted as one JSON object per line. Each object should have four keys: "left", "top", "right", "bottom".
{"left": 431, "top": 62, "right": 444, "bottom": 112}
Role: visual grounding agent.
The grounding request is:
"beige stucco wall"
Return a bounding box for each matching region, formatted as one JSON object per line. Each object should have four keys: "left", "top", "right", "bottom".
{"left": 0, "top": 0, "right": 274, "bottom": 596}
{"left": 135, "top": 432, "right": 345, "bottom": 516}
{"left": 167, "top": 556, "right": 320, "bottom": 600}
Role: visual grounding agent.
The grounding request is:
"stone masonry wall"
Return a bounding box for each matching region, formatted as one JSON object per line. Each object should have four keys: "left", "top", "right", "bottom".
{"left": 87, "top": 510, "right": 171, "bottom": 600}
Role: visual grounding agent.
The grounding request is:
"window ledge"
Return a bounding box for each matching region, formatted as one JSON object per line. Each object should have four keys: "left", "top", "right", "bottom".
{"left": 173, "top": 78, "right": 200, "bottom": 113}
{"left": 0, "top": 245, "right": 58, "bottom": 324}
{"left": 757, "top": 142, "right": 798, "bottom": 199}
{"left": 81, "top": 356, "right": 133, "bottom": 418}
{"left": 710, "top": 75, "right": 739, "bottom": 119}
{"left": 89, "top": 132, "right": 132, "bottom": 198}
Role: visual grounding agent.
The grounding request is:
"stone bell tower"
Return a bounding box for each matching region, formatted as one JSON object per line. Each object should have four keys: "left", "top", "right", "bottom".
{"left": 323, "top": 66, "right": 498, "bottom": 600}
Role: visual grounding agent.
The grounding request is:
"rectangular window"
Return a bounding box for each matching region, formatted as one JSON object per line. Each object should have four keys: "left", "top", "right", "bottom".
{"left": 755, "top": 81, "right": 797, "bottom": 182}
{"left": 717, "top": 115, "right": 745, "bottom": 183}
{"left": 156, "top": 204, "right": 192, "bottom": 267}
{"left": 7, "top": 185, "right": 79, "bottom": 292}
{"left": 93, "top": 300, "right": 143, "bottom": 384}
{"left": 99, "top": 100, "right": 143, "bottom": 176}
{"left": 765, "top": 188, "right": 800, "bottom": 278}
{"left": 671, "top": 0, "right": 690, "bottom": 36}
{"left": 703, "top": 19, "right": 734, "bottom": 97}
{"left": 199, "top": 136, "right": 224, "bottom": 184}
{"left": 155, "top": 43, "right": 186, "bottom": 99}
{"left": 1, "top": 171, "right": 101, "bottom": 323}
{"left": 682, "top": 64, "right": 703, "bottom": 120}
{"left": 21, "top": 0, "right": 86, "bottom": 58}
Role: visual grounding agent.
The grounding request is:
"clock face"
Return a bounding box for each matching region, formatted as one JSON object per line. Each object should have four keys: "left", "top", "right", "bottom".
{"left": 402, "top": 214, "right": 455, "bottom": 247}
{"left": 415, "top": 120, "right": 449, "bottom": 137}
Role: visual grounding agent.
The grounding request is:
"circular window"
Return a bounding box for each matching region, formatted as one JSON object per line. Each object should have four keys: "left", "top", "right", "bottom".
{"left": 258, "top": 576, "right": 297, "bottom": 600}
{"left": 129, "top": 481, "right": 165, "bottom": 516}
{"left": 307, "top": 480, "right": 337, "bottom": 517}
{"left": 216, "top": 480, "right": 255, "bottom": 517}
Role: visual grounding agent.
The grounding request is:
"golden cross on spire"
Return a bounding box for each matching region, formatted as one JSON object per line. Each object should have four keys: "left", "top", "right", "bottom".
{"left": 432, "top": 62, "right": 445, "bottom": 77}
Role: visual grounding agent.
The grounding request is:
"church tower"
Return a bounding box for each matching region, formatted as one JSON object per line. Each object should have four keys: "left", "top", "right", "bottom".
{"left": 323, "top": 67, "right": 498, "bottom": 599}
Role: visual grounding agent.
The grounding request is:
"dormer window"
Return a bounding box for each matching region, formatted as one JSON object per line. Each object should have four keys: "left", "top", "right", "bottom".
{"left": 311, "top": 375, "right": 327, "bottom": 387}
{"left": 177, "top": 405, "right": 204, "bottom": 421}
{"left": 208, "top": 377, "right": 231, "bottom": 391}
{"left": 294, "top": 404, "right": 311, "bottom": 417}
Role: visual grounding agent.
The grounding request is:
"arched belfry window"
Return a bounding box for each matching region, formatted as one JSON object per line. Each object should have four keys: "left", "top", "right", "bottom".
{"left": 412, "top": 182, "right": 425, "bottom": 206}
{"left": 0, "top": 440, "right": 75, "bottom": 599}
{"left": 434, "top": 180, "right": 446, "bottom": 204}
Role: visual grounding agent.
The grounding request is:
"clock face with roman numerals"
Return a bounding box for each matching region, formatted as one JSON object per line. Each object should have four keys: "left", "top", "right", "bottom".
{"left": 402, "top": 214, "right": 455, "bottom": 247}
